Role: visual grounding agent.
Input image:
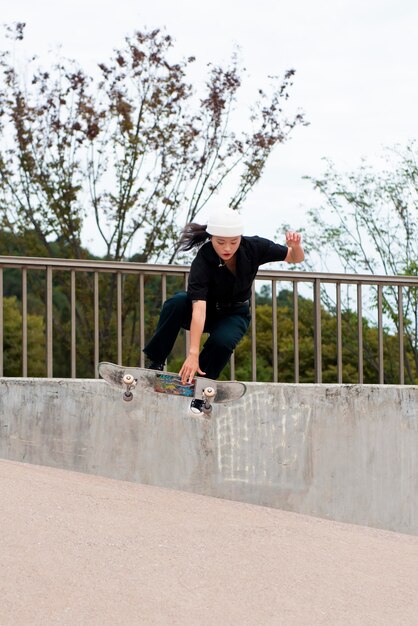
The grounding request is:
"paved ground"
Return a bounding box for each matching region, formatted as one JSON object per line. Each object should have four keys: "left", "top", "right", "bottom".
{"left": 1, "top": 460, "right": 418, "bottom": 626}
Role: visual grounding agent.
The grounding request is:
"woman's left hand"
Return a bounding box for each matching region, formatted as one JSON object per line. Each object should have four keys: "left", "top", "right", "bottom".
{"left": 285, "top": 231, "right": 305, "bottom": 263}
{"left": 285, "top": 231, "right": 302, "bottom": 246}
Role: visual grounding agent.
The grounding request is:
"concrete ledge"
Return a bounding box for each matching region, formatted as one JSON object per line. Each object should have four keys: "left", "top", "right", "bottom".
{"left": 0, "top": 378, "right": 417, "bottom": 535}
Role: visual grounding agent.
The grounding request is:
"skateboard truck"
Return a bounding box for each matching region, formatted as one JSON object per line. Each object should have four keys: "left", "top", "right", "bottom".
{"left": 122, "top": 373, "right": 137, "bottom": 402}
{"left": 201, "top": 386, "right": 216, "bottom": 415}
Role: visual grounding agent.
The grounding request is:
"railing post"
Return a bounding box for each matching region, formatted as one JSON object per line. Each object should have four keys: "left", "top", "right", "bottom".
{"left": 117, "top": 272, "right": 122, "bottom": 365}
{"left": 357, "top": 284, "right": 363, "bottom": 384}
{"left": 230, "top": 351, "right": 235, "bottom": 381}
{"left": 0, "top": 268, "right": 3, "bottom": 377}
{"left": 71, "top": 270, "right": 76, "bottom": 378}
{"left": 314, "top": 279, "right": 322, "bottom": 383}
{"left": 251, "top": 283, "right": 257, "bottom": 382}
{"left": 94, "top": 272, "right": 99, "bottom": 378}
{"left": 293, "top": 281, "right": 299, "bottom": 383}
{"left": 183, "top": 272, "right": 190, "bottom": 359}
{"left": 161, "top": 274, "right": 166, "bottom": 371}
{"left": 272, "top": 279, "right": 278, "bottom": 383}
{"left": 46, "top": 266, "right": 53, "bottom": 378}
{"left": 161, "top": 273, "right": 167, "bottom": 304}
{"left": 336, "top": 282, "right": 342, "bottom": 384}
{"left": 377, "top": 285, "right": 384, "bottom": 384}
{"left": 22, "top": 268, "right": 28, "bottom": 377}
{"left": 398, "top": 285, "right": 404, "bottom": 384}
{"left": 139, "top": 273, "right": 145, "bottom": 368}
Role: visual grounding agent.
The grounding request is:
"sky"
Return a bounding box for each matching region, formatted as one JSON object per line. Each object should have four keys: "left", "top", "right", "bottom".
{"left": 1, "top": 0, "right": 417, "bottom": 257}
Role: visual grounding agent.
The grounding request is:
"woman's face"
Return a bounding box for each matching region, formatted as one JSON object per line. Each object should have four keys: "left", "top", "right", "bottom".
{"left": 211, "top": 236, "right": 241, "bottom": 261}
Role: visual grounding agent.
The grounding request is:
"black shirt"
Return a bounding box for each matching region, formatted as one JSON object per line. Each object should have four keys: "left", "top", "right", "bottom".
{"left": 187, "top": 236, "right": 288, "bottom": 305}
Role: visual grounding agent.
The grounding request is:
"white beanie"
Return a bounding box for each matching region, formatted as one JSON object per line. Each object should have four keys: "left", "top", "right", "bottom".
{"left": 206, "top": 207, "right": 244, "bottom": 237}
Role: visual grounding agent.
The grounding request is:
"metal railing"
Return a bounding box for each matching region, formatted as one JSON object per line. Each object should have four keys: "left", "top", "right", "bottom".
{"left": 0, "top": 254, "right": 417, "bottom": 384}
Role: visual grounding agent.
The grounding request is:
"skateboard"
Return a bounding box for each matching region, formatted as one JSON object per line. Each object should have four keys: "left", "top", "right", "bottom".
{"left": 98, "top": 361, "right": 246, "bottom": 415}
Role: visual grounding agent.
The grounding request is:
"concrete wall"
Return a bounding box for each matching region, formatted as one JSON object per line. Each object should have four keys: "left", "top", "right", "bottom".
{"left": 0, "top": 378, "right": 417, "bottom": 535}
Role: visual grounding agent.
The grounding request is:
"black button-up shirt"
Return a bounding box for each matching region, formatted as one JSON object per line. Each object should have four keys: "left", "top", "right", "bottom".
{"left": 187, "top": 236, "right": 288, "bottom": 306}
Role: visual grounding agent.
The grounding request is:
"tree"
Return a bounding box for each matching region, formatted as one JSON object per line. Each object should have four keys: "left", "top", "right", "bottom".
{"left": 289, "top": 142, "right": 418, "bottom": 382}
{"left": 0, "top": 24, "right": 94, "bottom": 259}
{"left": 0, "top": 23, "right": 308, "bottom": 263}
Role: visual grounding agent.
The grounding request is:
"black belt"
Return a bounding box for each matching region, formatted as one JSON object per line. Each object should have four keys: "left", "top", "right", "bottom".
{"left": 215, "top": 300, "right": 250, "bottom": 310}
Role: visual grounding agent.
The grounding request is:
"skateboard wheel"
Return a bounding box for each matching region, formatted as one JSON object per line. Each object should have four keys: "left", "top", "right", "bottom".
{"left": 123, "top": 391, "right": 133, "bottom": 402}
{"left": 203, "top": 386, "right": 215, "bottom": 398}
{"left": 123, "top": 374, "right": 135, "bottom": 385}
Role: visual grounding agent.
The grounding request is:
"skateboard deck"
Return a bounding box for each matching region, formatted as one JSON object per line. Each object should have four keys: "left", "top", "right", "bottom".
{"left": 98, "top": 362, "right": 246, "bottom": 410}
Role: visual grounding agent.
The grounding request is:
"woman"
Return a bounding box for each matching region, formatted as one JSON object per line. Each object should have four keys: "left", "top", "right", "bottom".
{"left": 143, "top": 207, "right": 304, "bottom": 414}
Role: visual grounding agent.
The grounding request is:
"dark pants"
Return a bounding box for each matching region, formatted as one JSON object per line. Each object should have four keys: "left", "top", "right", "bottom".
{"left": 144, "top": 292, "right": 251, "bottom": 379}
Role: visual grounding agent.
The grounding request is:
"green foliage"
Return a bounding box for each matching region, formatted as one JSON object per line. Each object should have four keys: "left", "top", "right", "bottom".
{"left": 220, "top": 289, "right": 414, "bottom": 384}
{"left": 3, "top": 296, "right": 45, "bottom": 376}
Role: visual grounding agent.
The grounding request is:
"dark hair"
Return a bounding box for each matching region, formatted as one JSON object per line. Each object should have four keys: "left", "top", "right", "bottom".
{"left": 178, "top": 222, "right": 210, "bottom": 251}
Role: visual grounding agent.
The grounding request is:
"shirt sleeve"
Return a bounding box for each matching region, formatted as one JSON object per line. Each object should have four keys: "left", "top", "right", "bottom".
{"left": 187, "top": 253, "right": 210, "bottom": 301}
{"left": 253, "top": 236, "right": 288, "bottom": 265}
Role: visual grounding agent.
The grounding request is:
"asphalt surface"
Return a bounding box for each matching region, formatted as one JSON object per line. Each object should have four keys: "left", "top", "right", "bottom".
{"left": 1, "top": 459, "right": 418, "bottom": 625}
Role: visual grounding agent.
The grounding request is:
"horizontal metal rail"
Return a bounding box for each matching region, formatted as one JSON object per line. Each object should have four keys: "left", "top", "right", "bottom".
{"left": 0, "top": 255, "right": 417, "bottom": 384}
{"left": 0, "top": 255, "right": 417, "bottom": 286}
